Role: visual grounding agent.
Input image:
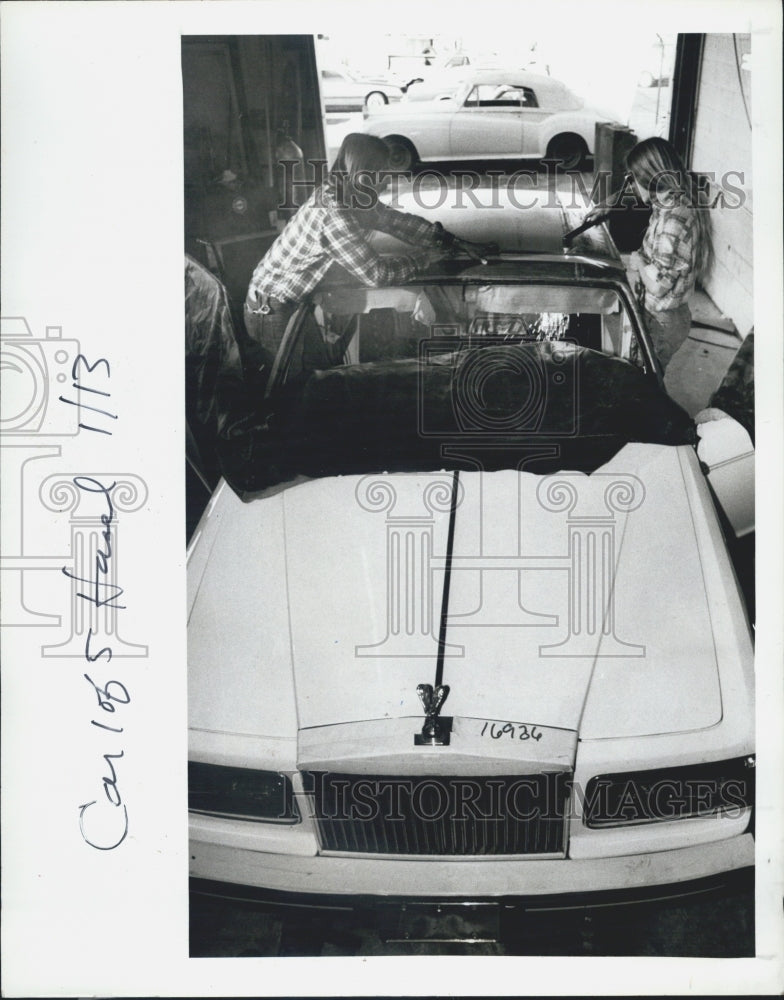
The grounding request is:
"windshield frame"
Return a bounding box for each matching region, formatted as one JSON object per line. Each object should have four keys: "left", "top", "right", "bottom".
{"left": 264, "top": 274, "right": 662, "bottom": 401}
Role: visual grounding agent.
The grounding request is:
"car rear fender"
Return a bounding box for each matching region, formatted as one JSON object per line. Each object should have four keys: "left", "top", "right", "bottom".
{"left": 539, "top": 112, "right": 597, "bottom": 155}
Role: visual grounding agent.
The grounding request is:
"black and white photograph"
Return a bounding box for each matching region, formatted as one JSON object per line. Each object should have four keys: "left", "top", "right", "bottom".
{"left": 2, "top": 1, "right": 783, "bottom": 996}
{"left": 184, "top": 28, "right": 758, "bottom": 959}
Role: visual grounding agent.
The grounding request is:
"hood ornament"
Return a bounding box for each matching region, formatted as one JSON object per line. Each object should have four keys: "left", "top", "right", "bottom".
{"left": 414, "top": 683, "right": 452, "bottom": 746}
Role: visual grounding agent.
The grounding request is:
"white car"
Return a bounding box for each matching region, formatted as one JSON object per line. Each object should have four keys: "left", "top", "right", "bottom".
{"left": 404, "top": 56, "right": 548, "bottom": 103}
{"left": 362, "top": 71, "right": 609, "bottom": 170}
{"left": 187, "top": 190, "right": 754, "bottom": 926}
{"left": 320, "top": 67, "right": 403, "bottom": 113}
{"left": 404, "top": 65, "right": 508, "bottom": 103}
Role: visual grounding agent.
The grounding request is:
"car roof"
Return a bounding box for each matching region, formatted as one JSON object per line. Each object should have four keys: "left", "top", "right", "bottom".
{"left": 454, "top": 71, "right": 582, "bottom": 109}
{"left": 317, "top": 187, "right": 624, "bottom": 290}
{"left": 457, "top": 68, "right": 557, "bottom": 88}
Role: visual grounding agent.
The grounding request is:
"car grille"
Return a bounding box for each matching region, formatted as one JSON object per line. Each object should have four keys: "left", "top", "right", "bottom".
{"left": 306, "top": 771, "right": 570, "bottom": 856}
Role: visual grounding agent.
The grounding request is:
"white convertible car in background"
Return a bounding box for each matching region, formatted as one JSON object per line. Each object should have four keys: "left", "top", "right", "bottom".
{"left": 187, "top": 191, "right": 754, "bottom": 925}
{"left": 320, "top": 67, "right": 404, "bottom": 113}
{"left": 362, "top": 71, "right": 609, "bottom": 169}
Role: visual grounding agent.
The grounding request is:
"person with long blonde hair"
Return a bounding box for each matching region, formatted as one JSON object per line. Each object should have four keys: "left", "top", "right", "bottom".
{"left": 590, "top": 136, "right": 714, "bottom": 372}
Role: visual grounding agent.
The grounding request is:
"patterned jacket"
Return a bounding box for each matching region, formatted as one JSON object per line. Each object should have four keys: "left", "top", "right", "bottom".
{"left": 247, "top": 182, "right": 449, "bottom": 304}
{"left": 636, "top": 197, "right": 698, "bottom": 312}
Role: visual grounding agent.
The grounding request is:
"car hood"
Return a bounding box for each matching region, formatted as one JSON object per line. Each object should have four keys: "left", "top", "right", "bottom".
{"left": 188, "top": 442, "right": 725, "bottom": 745}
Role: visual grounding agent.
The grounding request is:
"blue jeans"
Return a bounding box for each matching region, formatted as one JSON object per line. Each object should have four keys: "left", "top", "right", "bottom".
{"left": 243, "top": 296, "right": 296, "bottom": 392}
{"left": 644, "top": 304, "right": 692, "bottom": 372}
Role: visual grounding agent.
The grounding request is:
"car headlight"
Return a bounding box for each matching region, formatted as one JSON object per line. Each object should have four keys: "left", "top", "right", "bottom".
{"left": 582, "top": 756, "right": 755, "bottom": 828}
{"left": 188, "top": 761, "right": 300, "bottom": 823}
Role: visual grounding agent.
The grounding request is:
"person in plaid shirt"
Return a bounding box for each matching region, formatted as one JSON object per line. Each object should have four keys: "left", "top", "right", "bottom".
{"left": 244, "top": 133, "right": 484, "bottom": 382}
{"left": 587, "top": 137, "right": 713, "bottom": 372}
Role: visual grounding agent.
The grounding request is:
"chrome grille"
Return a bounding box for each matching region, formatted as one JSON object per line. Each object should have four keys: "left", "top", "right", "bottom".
{"left": 306, "top": 772, "right": 570, "bottom": 856}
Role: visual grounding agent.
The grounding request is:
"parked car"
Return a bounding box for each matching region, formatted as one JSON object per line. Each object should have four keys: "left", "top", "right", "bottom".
{"left": 187, "top": 188, "right": 754, "bottom": 926}
{"left": 362, "top": 71, "right": 609, "bottom": 169}
{"left": 319, "top": 67, "right": 403, "bottom": 113}
{"left": 404, "top": 64, "right": 508, "bottom": 102}
{"left": 404, "top": 52, "right": 549, "bottom": 102}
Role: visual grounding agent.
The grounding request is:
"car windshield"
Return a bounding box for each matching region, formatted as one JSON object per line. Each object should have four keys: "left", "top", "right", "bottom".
{"left": 213, "top": 278, "right": 695, "bottom": 498}
{"left": 278, "top": 280, "right": 640, "bottom": 383}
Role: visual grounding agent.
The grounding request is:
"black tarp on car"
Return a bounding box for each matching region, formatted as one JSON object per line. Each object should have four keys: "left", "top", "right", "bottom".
{"left": 216, "top": 341, "right": 696, "bottom": 498}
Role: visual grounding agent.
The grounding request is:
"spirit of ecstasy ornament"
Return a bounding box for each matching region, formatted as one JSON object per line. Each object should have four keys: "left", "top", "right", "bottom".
{"left": 414, "top": 683, "right": 452, "bottom": 746}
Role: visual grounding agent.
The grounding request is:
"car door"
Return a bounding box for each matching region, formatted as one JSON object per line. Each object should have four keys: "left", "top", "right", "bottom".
{"left": 515, "top": 86, "right": 555, "bottom": 156}
{"left": 448, "top": 83, "right": 525, "bottom": 158}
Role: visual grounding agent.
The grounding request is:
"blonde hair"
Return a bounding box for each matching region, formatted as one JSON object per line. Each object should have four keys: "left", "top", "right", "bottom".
{"left": 626, "top": 137, "right": 713, "bottom": 281}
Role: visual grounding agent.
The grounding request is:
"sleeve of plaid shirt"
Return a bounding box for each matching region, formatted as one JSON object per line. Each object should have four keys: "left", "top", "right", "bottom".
{"left": 637, "top": 206, "right": 696, "bottom": 300}
{"left": 365, "top": 203, "right": 447, "bottom": 247}
{"left": 321, "top": 206, "right": 438, "bottom": 287}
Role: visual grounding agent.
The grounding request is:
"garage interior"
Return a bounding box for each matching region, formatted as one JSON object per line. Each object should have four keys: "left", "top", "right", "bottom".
{"left": 182, "top": 32, "right": 752, "bottom": 338}
{"left": 184, "top": 31, "right": 755, "bottom": 957}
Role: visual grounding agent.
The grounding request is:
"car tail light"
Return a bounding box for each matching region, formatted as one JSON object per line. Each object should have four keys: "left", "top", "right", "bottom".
{"left": 582, "top": 756, "right": 755, "bottom": 828}
{"left": 188, "top": 762, "right": 299, "bottom": 823}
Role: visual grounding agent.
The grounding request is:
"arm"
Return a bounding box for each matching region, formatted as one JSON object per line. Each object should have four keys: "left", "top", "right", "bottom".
{"left": 364, "top": 202, "right": 498, "bottom": 259}
{"left": 321, "top": 207, "right": 441, "bottom": 287}
{"left": 362, "top": 202, "right": 454, "bottom": 249}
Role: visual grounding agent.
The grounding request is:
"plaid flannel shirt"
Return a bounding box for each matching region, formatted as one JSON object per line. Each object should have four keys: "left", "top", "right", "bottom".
{"left": 637, "top": 199, "right": 698, "bottom": 312}
{"left": 248, "top": 183, "right": 446, "bottom": 303}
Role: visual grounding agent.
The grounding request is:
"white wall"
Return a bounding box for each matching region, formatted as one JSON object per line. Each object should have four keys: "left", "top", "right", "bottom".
{"left": 691, "top": 34, "right": 753, "bottom": 335}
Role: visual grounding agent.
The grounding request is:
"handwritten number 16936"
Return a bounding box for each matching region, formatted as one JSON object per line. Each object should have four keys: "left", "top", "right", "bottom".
{"left": 480, "top": 721, "right": 543, "bottom": 742}
{"left": 59, "top": 354, "right": 116, "bottom": 435}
